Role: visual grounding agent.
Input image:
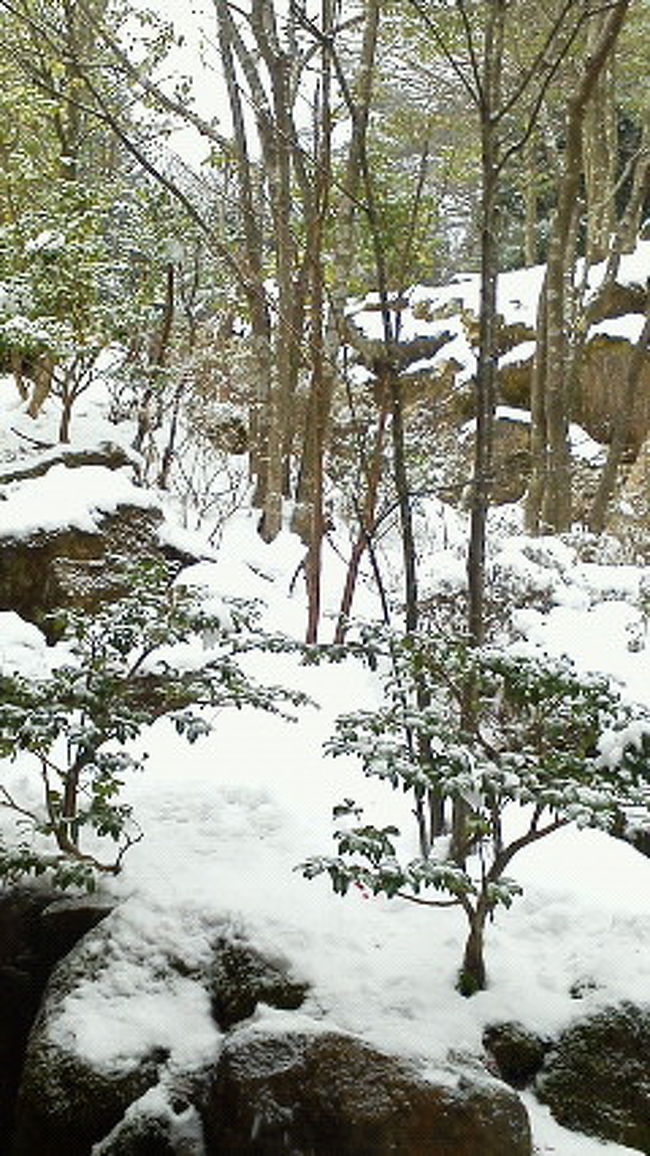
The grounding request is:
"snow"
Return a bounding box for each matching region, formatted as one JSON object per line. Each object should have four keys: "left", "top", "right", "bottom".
{"left": 0, "top": 611, "right": 56, "bottom": 678}
{"left": 348, "top": 240, "right": 650, "bottom": 397}
{"left": 0, "top": 462, "right": 159, "bottom": 538}
{"left": 587, "top": 242, "right": 650, "bottom": 296}
{"left": 0, "top": 286, "right": 649, "bottom": 1155}
{"left": 500, "top": 339, "right": 537, "bottom": 367}
{"left": 589, "top": 314, "right": 647, "bottom": 343}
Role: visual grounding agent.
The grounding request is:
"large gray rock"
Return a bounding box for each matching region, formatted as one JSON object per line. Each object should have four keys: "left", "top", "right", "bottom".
{"left": 536, "top": 1002, "right": 650, "bottom": 1152}
{"left": 206, "top": 1026, "right": 532, "bottom": 1156}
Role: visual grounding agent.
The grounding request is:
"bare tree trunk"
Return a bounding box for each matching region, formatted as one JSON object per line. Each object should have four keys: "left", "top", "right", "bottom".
{"left": 525, "top": 284, "right": 548, "bottom": 532}
{"left": 215, "top": 1, "right": 281, "bottom": 538}
{"left": 132, "top": 262, "right": 175, "bottom": 456}
{"left": 527, "top": 0, "right": 631, "bottom": 533}
{"left": 459, "top": 903, "right": 488, "bottom": 996}
{"left": 334, "top": 408, "right": 388, "bottom": 643}
{"left": 523, "top": 136, "right": 538, "bottom": 266}
{"left": 584, "top": 13, "right": 617, "bottom": 264}
{"left": 454, "top": 2, "right": 506, "bottom": 866}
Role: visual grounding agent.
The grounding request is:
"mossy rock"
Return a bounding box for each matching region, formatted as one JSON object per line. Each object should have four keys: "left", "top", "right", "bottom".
{"left": 536, "top": 1001, "right": 650, "bottom": 1152}
{"left": 483, "top": 1021, "right": 549, "bottom": 1088}
{"left": 210, "top": 936, "right": 308, "bottom": 1029}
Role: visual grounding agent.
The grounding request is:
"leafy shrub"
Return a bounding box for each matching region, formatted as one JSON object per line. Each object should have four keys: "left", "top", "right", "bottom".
{"left": 0, "top": 563, "right": 306, "bottom": 889}
{"left": 301, "top": 628, "right": 650, "bottom": 993}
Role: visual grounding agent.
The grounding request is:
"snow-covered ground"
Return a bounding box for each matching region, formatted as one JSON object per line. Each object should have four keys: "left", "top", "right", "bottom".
{"left": 0, "top": 257, "right": 649, "bottom": 1155}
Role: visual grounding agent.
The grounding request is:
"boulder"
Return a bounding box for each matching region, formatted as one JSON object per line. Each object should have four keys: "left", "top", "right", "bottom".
{"left": 482, "top": 1021, "right": 548, "bottom": 1088}
{"left": 0, "top": 503, "right": 197, "bottom": 641}
{"left": 454, "top": 414, "right": 530, "bottom": 506}
{"left": 489, "top": 416, "right": 531, "bottom": 503}
{"left": 578, "top": 334, "right": 650, "bottom": 453}
{"left": 210, "top": 936, "right": 309, "bottom": 1029}
{"left": 535, "top": 1001, "right": 650, "bottom": 1151}
{"left": 0, "top": 887, "right": 112, "bottom": 1155}
{"left": 10, "top": 921, "right": 168, "bottom": 1156}
{"left": 206, "top": 1026, "right": 532, "bottom": 1156}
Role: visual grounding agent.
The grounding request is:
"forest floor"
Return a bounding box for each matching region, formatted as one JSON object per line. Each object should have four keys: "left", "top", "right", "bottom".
{"left": 1, "top": 307, "right": 649, "bottom": 1154}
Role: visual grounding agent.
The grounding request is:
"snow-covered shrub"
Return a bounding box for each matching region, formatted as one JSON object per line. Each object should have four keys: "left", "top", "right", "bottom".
{"left": 0, "top": 562, "right": 307, "bottom": 890}
{"left": 301, "top": 628, "right": 650, "bottom": 994}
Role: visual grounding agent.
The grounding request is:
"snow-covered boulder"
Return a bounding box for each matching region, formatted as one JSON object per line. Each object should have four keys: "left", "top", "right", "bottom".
{"left": 0, "top": 887, "right": 112, "bottom": 1149}
{"left": 206, "top": 1025, "right": 533, "bottom": 1155}
{"left": 11, "top": 919, "right": 172, "bottom": 1156}
{"left": 535, "top": 1001, "right": 650, "bottom": 1151}
{"left": 9, "top": 919, "right": 311, "bottom": 1156}
{"left": 0, "top": 465, "right": 200, "bottom": 639}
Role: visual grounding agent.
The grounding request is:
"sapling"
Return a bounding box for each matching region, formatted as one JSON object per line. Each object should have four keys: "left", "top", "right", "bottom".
{"left": 301, "top": 629, "right": 650, "bottom": 994}
{"left": 0, "top": 562, "right": 307, "bottom": 889}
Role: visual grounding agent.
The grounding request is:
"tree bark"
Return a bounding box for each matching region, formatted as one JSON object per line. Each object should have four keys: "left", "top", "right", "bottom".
{"left": 458, "top": 903, "right": 488, "bottom": 995}
{"left": 527, "top": 0, "right": 631, "bottom": 533}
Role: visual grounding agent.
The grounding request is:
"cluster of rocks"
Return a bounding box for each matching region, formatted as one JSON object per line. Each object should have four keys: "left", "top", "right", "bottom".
{"left": 1, "top": 884, "right": 649, "bottom": 1156}
{"left": 2, "top": 887, "right": 532, "bottom": 1156}
{"left": 483, "top": 1006, "right": 650, "bottom": 1154}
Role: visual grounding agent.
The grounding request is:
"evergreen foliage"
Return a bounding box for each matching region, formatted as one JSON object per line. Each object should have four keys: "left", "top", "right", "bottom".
{"left": 0, "top": 563, "right": 307, "bottom": 889}
{"left": 301, "top": 628, "right": 650, "bottom": 991}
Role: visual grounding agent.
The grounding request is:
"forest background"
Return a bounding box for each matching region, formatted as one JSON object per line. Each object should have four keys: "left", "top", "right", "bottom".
{"left": 1, "top": 0, "right": 648, "bottom": 646}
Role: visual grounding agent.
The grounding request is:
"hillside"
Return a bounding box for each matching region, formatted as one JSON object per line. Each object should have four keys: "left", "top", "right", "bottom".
{"left": 0, "top": 326, "right": 649, "bottom": 1154}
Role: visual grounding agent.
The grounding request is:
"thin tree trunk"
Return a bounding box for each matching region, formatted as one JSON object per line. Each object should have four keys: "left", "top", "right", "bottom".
{"left": 523, "top": 136, "right": 538, "bottom": 266}
{"left": 334, "top": 408, "right": 388, "bottom": 644}
{"left": 456, "top": 2, "right": 505, "bottom": 867}
{"left": 458, "top": 903, "right": 488, "bottom": 995}
{"left": 132, "top": 262, "right": 175, "bottom": 455}
{"left": 584, "top": 13, "right": 617, "bottom": 264}
{"left": 528, "top": 0, "right": 631, "bottom": 532}
{"left": 525, "top": 282, "right": 548, "bottom": 533}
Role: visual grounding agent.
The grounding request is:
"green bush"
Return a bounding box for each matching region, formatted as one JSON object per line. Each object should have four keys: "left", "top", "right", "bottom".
{"left": 0, "top": 563, "right": 306, "bottom": 889}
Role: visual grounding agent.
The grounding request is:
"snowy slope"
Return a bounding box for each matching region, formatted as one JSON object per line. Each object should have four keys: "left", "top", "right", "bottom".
{"left": 0, "top": 334, "right": 649, "bottom": 1155}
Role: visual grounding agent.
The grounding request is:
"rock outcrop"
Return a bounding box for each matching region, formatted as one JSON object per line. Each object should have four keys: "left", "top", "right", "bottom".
{"left": 0, "top": 459, "right": 200, "bottom": 640}
{"left": 579, "top": 333, "right": 650, "bottom": 453}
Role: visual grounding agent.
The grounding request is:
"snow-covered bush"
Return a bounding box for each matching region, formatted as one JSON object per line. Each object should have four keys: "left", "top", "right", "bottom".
{"left": 301, "top": 628, "right": 650, "bottom": 994}
{"left": 0, "top": 563, "right": 306, "bottom": 890}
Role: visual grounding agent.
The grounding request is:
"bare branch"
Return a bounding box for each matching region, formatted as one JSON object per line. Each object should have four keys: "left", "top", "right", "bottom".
{"left": 405, "top": 0, "right": 480, "bottom": 106}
